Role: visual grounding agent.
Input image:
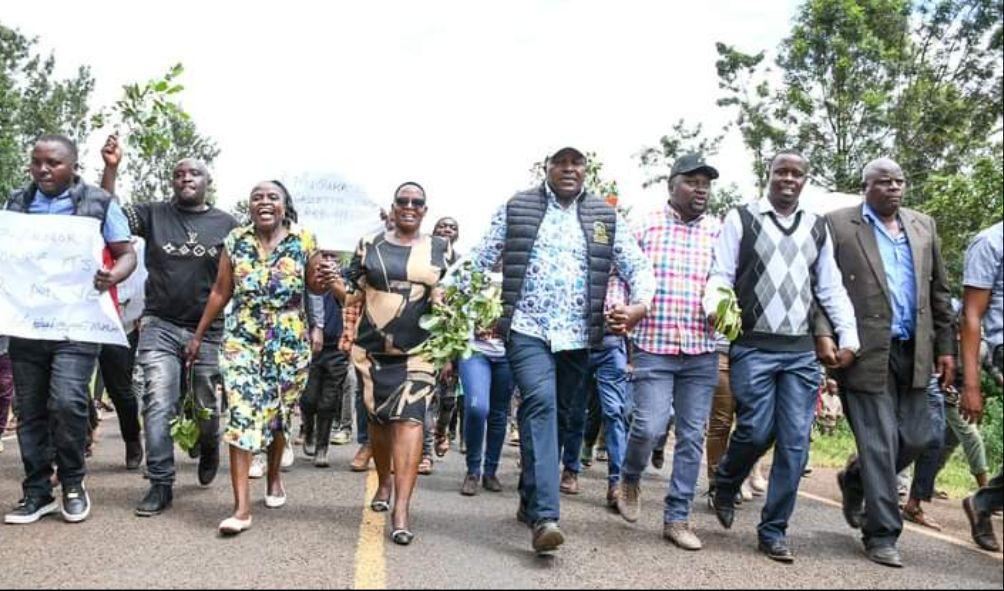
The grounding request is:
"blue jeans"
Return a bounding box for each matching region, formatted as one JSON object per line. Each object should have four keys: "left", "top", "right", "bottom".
{"left": 910, "top": 377, "right": 946, "bottom": 501}
{"left": 623, "top": 350, "right": 718, "bottom": 522}
{"left": 137, "top": 316, "right": 222, "bottom": 486}
{"left": 460, "top": 353, "right": 514, "bottom": 478}
{"left": 714, "top": 345, "right": 819, "bottom": 544}
{"left": 507, "top": 332, "right": 589, "bottom": 523}
{"left": 9, "top": 338, "right": 98, "bottom": 496}
{"left": 590, "top": 338, "right": 630, "bottom": 485}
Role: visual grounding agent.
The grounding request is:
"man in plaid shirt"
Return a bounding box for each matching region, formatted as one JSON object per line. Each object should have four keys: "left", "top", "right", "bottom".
{"left": 615, "top": 154, "right": 723, "bottom": 552}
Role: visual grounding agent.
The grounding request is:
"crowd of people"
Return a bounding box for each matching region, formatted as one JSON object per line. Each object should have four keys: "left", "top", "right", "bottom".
{"left": 1, "top": 133, "right": 1001, "bottom": 565}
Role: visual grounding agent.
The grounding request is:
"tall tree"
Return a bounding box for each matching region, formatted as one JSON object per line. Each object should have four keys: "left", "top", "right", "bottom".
{"left": 716, "top": 0, "right": 1002, "bottom": 202}
{"left": 0, "top": 23, "right": 98, "bottom": 199}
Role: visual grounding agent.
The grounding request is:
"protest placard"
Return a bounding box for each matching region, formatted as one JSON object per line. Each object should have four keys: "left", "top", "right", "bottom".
{"left": 0, "top": 211, "right": 128, "bottom": 346}
{"left": 281, "top": 171, "right": 385, "bottom": 252}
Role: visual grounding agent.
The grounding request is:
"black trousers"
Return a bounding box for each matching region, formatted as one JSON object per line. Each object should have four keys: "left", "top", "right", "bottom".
{"left": 301, "top": 348, "right": 350, "bottom": 420}
{"left": 95, "top": 330, "right": 142, "bottom": 443}
{"left": 842, "top": 339, "right": 937, "bottom": 548}
{"left": 9, "top": 338, "right": 99, "bottom": 496}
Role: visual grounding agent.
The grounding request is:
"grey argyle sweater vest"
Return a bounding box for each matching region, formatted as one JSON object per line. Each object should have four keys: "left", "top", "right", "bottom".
{"left": 734, "top": 203, "right": 827, "bottom": 352}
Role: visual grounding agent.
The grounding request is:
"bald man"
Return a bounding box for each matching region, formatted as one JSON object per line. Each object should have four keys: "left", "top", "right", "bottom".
{"left": 815, "top": 157, "right": 954, "bottom": 567}
{"left": 101, "top": 136, "right": 238, "bottom": 516}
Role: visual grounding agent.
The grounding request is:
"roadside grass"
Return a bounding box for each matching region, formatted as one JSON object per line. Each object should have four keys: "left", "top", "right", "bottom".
{"left": 810, "top": 413, "right": 1001, "bottom": 500}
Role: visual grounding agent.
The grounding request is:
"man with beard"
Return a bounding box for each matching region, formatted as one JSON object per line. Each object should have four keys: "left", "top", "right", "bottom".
{"left": 99, "top": 135, "right": 238, "bottom": 517}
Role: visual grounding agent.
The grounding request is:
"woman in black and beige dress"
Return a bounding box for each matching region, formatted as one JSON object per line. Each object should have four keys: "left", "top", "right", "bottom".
{"left": 327, "top": 181, "right": 450, "bottom": 545}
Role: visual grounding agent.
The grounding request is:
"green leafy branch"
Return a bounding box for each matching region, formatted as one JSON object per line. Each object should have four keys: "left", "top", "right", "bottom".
{"left": 713, "top": 286, "right": 743, "bottom": 341}
{"left": 412, "top": 262, "right": 503, "bottom": 370}
{"left": 168, "top": 379, "right": 212, "bottom": 453}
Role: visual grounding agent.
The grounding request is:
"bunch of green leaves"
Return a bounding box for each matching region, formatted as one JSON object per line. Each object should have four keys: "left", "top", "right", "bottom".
{"left": 412, "top": 262, "right": 503, "bottom": 370}
{"left": 713, "top": 286, "right": 743, "bottom": 341}
{"left": 168, "top": 374, "right": 212, "bottom": 453}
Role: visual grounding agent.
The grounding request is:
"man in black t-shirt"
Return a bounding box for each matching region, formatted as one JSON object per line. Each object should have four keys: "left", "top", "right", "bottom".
{"left": 101, "top": 136, "right": 238, "bottom": 517}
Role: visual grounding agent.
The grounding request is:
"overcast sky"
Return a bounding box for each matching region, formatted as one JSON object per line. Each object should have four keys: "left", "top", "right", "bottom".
{"left": 5, "top": 0, "right": 800, "bottom": 250}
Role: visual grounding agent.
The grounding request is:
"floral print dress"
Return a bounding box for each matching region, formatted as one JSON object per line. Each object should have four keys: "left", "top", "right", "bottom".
{"left": 220, "top": 224, "right": 316, "bottom": 452}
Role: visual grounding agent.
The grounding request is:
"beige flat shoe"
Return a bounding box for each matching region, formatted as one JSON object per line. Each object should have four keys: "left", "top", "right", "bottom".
{"left": 218, "top": 515, "right": 252, "bottom": 535}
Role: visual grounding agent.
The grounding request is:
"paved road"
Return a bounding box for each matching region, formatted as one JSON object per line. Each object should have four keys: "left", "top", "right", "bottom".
{"left": 1, "top": 418, "right": 1001, "bottom": 589}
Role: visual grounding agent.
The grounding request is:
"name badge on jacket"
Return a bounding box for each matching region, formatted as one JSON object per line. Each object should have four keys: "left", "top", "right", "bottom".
{"left": 593, "top": 221, "right": 610, "bottom": 245}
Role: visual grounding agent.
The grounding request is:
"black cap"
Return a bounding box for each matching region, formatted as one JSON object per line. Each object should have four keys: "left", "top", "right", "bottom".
{"left": 669, "top": 153, "right": 719, "bottom": 180}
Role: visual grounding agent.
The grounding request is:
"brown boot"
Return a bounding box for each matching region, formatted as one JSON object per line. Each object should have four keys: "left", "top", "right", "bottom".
{"left": 606, "top": 482, "right": 621, "bottom": 508}
{"left": 350, "top": 444, "right": 372, "bottom": 472}
{"left": 559, "top": 469, "right": 579, "bottom": 495}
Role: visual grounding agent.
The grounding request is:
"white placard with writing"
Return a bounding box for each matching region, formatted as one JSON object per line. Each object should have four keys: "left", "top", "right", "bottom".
{"left": 282, "top": 171, "right": 385, "bottom": 252}
{"left": 0, "top": 211, "right": 128, "bottom": 346}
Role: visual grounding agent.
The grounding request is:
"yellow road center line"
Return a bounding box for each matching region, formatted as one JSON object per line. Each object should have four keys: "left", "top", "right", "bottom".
{"left": 353, "top": 470, "right": 387, "bottom": 589}
{"left": 796, "top": 490, "right": 1003, "bottom": 562}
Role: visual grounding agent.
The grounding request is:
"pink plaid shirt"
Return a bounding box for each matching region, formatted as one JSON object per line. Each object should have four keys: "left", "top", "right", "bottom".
{"left": 631, "top": 204, "right": 722, "bottom": 355}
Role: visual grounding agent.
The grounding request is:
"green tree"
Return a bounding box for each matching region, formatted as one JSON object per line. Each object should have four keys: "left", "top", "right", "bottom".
{"left": 0, "top": 23, "right": 98, "bottom": 199}
{"left": 918, "top": 142, "right": 1003, "bottom": 288}
{"left": 717, "top": 0, "right": 1002, "bottom": 201}
{"left": 98, "top": 63, "right": 220, "bottom": 203}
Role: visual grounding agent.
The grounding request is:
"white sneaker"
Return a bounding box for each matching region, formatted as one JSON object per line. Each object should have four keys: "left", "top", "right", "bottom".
{"left": 249, "top": 454, "right": 266, "bottom": 479}
{"left": 280, "top": 441, "right": 295, "bottom": 471}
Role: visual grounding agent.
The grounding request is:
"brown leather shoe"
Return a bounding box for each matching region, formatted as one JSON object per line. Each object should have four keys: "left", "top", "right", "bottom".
{"left": 350, "top": 444, "right": 372, "bottom": 472}
{"left": 559, "top": 469, "right": 579, "bottom": 495}
{"left": 606, "top": 483, "right": 621, "bottom": 508}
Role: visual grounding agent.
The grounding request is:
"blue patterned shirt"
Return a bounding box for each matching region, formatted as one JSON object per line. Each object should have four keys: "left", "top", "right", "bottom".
{"left": 458, "top": 186, "right": 654, "bottom": 352}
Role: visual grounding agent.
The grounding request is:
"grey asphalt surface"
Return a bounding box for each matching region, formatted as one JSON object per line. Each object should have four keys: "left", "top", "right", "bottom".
{"left": 1, "top": 417, "right": 1001, "bottom": 589}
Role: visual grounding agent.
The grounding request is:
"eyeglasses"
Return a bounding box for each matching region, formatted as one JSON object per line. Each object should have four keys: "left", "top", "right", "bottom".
{"left": 394, "top": 197, "right": 426, "bottom": 208}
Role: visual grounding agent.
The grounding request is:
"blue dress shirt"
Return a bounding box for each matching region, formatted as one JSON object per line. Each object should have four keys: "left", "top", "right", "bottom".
{"left": 863, "top": 203, "right": 916, "bottom": 340}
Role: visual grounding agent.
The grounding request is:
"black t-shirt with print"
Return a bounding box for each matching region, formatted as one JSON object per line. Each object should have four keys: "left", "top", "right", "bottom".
{"left": 125, "top": 202, "right": 238, "bottom": 331}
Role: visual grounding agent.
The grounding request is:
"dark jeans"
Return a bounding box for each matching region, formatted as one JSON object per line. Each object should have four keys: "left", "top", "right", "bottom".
{"left": 589, "top": 338, "right": 631, "bottom": 485}
{"left": 909, "top": 377, "right": 946, "bottom": 501}
{"left": 623, "top": 350, "right": 718, "bottom": 521}
{"left": 137, "top": 316, "right": 223, "bottom": 486}
{"left": 842, "top": 339, "right": 935, "bottom": 548}
{"left": 96, "top": 331, "right": 142, "bottom": 443}
{"left": 459, "top": 353, "right": 514, "bottom": 478}
{"left": 9, "top": 338, "right": 99, "bottom": 496}
{"left": 301, "top": 348, "right": 350, "bottom": 420}
{"left": 0, "top": 353, "right": 13, "bottom": 433}
{"left": 714, "top": 345, "right": 819, "bottom": 544}
{"left": 507, "top": 333, "right": 589, "bottom": 523}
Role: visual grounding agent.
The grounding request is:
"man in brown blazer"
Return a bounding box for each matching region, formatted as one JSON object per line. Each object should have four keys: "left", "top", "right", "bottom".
{"left": 815, "top": 157, "right": 955, "bottom": 568}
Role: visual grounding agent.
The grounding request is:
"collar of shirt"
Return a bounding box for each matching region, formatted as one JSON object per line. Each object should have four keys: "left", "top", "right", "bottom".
{"left": 544, "top": 182, "right": 584, "bottom": 210}
{"left": 34, "top": 187, "right": 71, "bottom": 201}
{"left": 755, "top": 196, "right": 807, "bottom": 219}
{"left": 861, "top": 203, "right": 905, "bottom": 241}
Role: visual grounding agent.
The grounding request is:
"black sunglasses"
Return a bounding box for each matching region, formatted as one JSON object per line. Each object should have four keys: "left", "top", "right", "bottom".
{"left": 394, "top": 197, "right": 426, "bottom": 208}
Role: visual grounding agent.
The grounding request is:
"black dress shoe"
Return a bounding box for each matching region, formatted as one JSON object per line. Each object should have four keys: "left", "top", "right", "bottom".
{"left": 651, "top": 449, "right": 665, "bottom": 470}
{"left": 758, "top": 539, "right": 794, "bottom": 563}
{"left": 125, "top": 440, "right": 144, "bottom": 471}
{"left": 865, "top": 545, "right": 903, "bottom": 568}
{"left": 532, "top": 520, "right": 565, "bottom": 554}
{"left": 709, "top": 494, "right": 735, "bottom": 529}
{"left": 197, "top": 446, "right": 220, "bottom": 486}
{"left": 134, "top": 484, "right": 173, "bottom": 517}
{"left": 963, "top": 496, "right": 1002, "bottom": 552}
{"left": 61, "top": 484, "right": 91, "bottom": 523}
{"left": 837, "top": 470, "right": 863, "bottom": 529}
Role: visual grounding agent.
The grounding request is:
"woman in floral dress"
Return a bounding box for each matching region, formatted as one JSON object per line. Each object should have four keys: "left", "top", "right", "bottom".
{"left": 187, "top": 180, "right": 323, "bottom": 535}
